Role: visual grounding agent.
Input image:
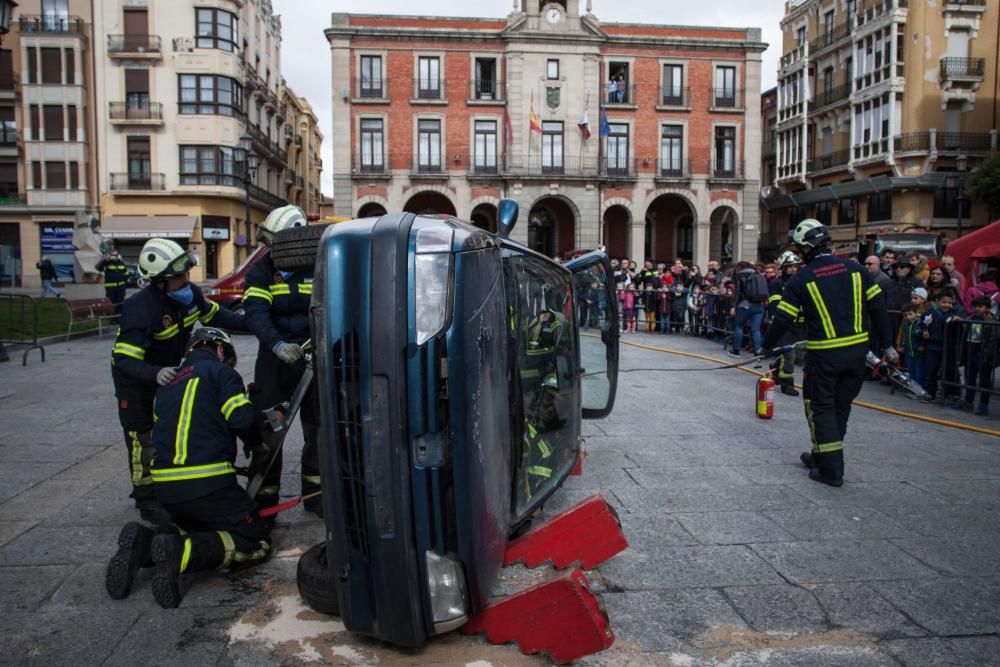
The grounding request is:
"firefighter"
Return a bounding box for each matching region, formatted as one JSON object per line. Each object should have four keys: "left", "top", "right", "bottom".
{"left": 95, "top": 248, "right": 130, "bottom": 317}
{"left": 760, "top": 220, "right": 898, "bottom": 487}
{"left": 105, "top": 328, "right": 271, "bottom": 608}
{"left": 111, "top": 238, "right": 244, "bottom": 524}
{"left": 767, "top": 250, "right": 805, "bottom": 397}
{"left": 242, "top": 205, "right": 322, "bottom": 515}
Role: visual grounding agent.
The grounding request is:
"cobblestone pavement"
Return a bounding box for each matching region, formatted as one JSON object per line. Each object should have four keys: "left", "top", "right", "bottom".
{"left": 0, "top": 331, "right": 997, "bottom": 666}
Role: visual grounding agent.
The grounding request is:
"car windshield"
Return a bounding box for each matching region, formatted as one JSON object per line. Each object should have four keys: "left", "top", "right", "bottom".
{"left": 504, "top": 253, "right": 580, "bottom": 517}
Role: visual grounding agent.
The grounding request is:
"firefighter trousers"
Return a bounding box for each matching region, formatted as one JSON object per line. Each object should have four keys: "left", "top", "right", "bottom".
{"left": 158, "top": 483, "right": 272, "bottom": 572}
{"left": 247, "top": 348, "right": 321, "bottom": 506}
{"left": 106, "top": 286, "right": 126, "bottom": 317}
{"left": 801, "top": 354, "right": 866, "bottom": 481}
{"left": 770, "top": 329, "right": 805, "bottom": 389}
{"left": 117, "top": 393, "right": 156, "bottom": 504}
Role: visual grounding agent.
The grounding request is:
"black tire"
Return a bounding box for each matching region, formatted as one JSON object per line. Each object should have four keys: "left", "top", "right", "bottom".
{"left": 297, "top": 542, "right": 340, "bottom": 616}
{"left": 270, "top": 223, "right": 329, "bottom": 271}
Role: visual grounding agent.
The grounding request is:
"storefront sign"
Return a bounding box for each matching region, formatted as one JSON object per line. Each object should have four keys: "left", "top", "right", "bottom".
{"left": 202, "top": 227, "right": 230, "bottom": 241}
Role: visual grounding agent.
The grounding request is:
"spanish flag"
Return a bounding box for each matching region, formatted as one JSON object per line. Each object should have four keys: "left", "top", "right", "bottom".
{"left": 529, "top": 93, "right": 542, "bottom": 135}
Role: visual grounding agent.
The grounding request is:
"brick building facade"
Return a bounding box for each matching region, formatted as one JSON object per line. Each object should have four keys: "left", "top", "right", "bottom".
{"left": 326, "top": 1, "right": 766, "bottom": 268}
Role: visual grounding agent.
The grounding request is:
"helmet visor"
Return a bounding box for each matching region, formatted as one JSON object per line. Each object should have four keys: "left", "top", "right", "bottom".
{"left": 162, "top": 250, "right": 198, "bottom": 277}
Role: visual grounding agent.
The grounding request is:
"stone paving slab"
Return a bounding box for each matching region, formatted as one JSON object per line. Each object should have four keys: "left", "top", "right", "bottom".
{"left": 749, "top": 539, "right": 939, "bottom": 584}
{"left": 869, "top": 577, "right": 1000, "bottom": 636}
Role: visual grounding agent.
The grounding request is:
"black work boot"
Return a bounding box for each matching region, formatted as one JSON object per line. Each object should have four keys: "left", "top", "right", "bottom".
{"left": 799, "top": 452, "right": 818, "bottom": 469}
{"left": 151, "top": 534, "right": 184, "bottom": 609}
{"left": 781, "top": 385, "right": 800, "bottom": 397}
{"left": 137, "top": 499, "right": 172, "bottom": 526}
{"left": 810, "top": 450, "right": 844, "bottom": 487}
{"left": 809, "top": 468, "right": 844, "bottom": 487}
{"left": 106, "top": 522, "right": 154, "bottom": 600}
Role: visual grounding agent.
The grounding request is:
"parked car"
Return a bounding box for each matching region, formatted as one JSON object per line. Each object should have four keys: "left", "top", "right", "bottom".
{"left": 205, "top": 244, "right": 269, "bottom": 314}
{"left": 294, "top": 199, "right": 620, "bottom": 648}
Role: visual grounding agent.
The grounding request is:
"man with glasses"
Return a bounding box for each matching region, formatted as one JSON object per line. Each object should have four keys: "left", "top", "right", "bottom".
{"left": 111, "top": 238, "right": 245, "bottom": 524}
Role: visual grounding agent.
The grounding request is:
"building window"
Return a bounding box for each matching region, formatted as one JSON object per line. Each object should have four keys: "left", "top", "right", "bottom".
{"left": 26, "top": 48, "right": 37, "bottom": 84}
{"left": 0, "top": 108, "right": 14, "bottom": 146}
{"left": 125, "top": 69, "right": 150, "bottom": 110}
{"left": 605, "top": 123, "right": 629, "bottom": 175}
{"left": 839, "top": 197, "right": 856, "bottom": 227}
{"left": 417, "top": 56, "right": 441, "bottom": 99}
{"left": 796, "top": 26, "right": 806, "bottom": 46}
{"left": 40, "top": 48, "right": 61, "bottom": 84}
{"left": 933, "top": 187, "right": 960, "bottom": 218}
{"left": 359, "top": 118, "right": 384, "bottom": 172}
{"left": 196, "top": 8, "right": 238, "bottom": 52}
{"left": 178, "top": 74, "right": 244, "bottom": 118}
{"left": 714, "top": 66, "right": 737, "bottom": 108}
{"left": 846, "top": 0, "right": 856, "bottom": 17}
{"left": 714, "top": 126, "right": 736, "bottom": 176}
{"left": 546, "top": 59, "right": 559, "bottom": 80}
{"left": 64, "top": 48, "right": 74, "bottom": 84}
{"left": 359, "top": 55, "right": 383, "bottom": 98}
{"left": 662, "top": 64, "right": 684, "bottom": 106}
{"left": 179, "top": 145, "right": 238, "bottom": 186}
{"left": 474, "top": 120, "right": 497, "bottom": 174}
{"left": 43, "top": 105, "right": 63, "bottom": 142}
{"left": 0, "top": 49, "right": 12, "bottom": 90}
{"left": 541, "top": 121, "right": 563, "bottom": 174}
{"left": 474, "top": 57, "right": 498, "bottom": 100}
{"left": 69, "top": 160, "right": 79, "bottom": 189}
{"left": 868, "top": 190, "right": 892, "bottom": 222}
{"left": 29, "top": 104, "right": 40, "bottom": 140}
{"left": 660, "top": 124, "right": 684, "bottom": 176}
{"left": 607, "top": 62, "right": 630, "bottom": 104}
{"left": 128, "top": 136, "right": 151, "bottom": 184}
{"left": 32, "top": 162, "right": 42, "bottom": 189}
{"left": 417, "top": 119, "right": 441, "bottom": 172}
{"left": 45, "top": 162, "right": 66, "bottom": 189}
{"left": 41, "top": 0, "right": 68, "bottom": 30}
{"left": 67, "top": 105, "right": 77, "bottom": 140}
{"left": 816, "top": 201, "right": 832, "bottom": 226}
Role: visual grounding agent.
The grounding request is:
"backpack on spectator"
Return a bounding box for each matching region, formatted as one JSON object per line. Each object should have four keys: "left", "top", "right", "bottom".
{"left": 739, "top": 271, "right": 769, "bottom": 303}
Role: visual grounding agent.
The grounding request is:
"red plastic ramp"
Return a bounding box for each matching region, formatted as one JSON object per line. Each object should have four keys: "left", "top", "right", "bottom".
{"left": 461, "top": 568, "right": 614, "bottom": 664}
{"left": 504, "top": 493, "right": 628, "bottom": 570}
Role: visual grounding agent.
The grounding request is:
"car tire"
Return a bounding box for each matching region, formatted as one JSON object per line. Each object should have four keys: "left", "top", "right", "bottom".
{"left": 270, "top": 224, "right": 329, "bottom": 271}
{"left": 297, "top": 542, "right": 340, "bottom": 616}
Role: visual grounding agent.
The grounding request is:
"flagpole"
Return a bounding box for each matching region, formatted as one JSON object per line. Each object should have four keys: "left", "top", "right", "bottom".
{"left": 528, "top": 90, "right": 533, "bottom": 171}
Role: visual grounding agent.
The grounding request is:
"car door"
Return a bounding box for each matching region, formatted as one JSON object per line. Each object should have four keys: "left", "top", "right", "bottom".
{"left": 564, "top": 250, "right": 620, "bottom": 419}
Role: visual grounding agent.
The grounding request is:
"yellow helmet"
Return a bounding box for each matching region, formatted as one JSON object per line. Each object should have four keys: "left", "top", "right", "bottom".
{"left": 137, "top": 238, "right": 196, "bottom": 281}
{"left": 258, "top": 204, "right": 306, "bottom": 246}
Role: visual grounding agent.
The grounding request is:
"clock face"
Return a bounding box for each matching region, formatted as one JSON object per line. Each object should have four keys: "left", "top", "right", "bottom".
{"left": 545, "top": 7, "right": 561, "bottom": 23}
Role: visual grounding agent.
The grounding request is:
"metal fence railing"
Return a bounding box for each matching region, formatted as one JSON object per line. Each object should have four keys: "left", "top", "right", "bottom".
{"left": 938, "top": 317, "right": 999, "bottom": 407}
{"left": 0, "top": 294, "right": 46, "bottom": 365}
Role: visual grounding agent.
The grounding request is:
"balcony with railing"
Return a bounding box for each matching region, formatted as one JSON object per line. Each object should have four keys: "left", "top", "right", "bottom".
{"left": 109, "top": 173, "right": 166, "bottom": 192}
{"left": 109, "top": 101, "right": 163, "bottom": 124}
{"left": 410, "top": 156, "right": 448, "bottom": 176}
{"left": 412, "top": 78, "right": 446, "bottom": 102}
{"left": 0, "top": 186, "right": 23, "bottom": 205}
{"left": 856, "top": 0, "right": 908, "bottom": 30}
{"left": 653, "top": 159, "right": 693, "bottom": 181}
{"left": 605, "top": 84, "right": 636, "bottom": 107}
{"left": 352, "top": 154, "right": 392, "bottom": 177}
{"left": 894, "top": 131, "right": 993, "bottom": 154}
{"left": 854, "top": 136, "right": 891, "bottom": 160}
{"left": 809, "top": 20, "right": 852, "bottom": 56}
{"left": 17, "top": 15, "right": 85, "bottom": 34}
{"left": 247, "top": 182, "right": 288, "bottom": 209}
{"left": 504, "top": 154, "right": 599, "bottom": 178}
{"left": 355, "top": 78, "right": 388, "bottom": 101}
{"left": 807, "top": 149, "right": 851, "bottom": 173}
{"left": 241, "top": 61, "right": 263, "bottom": 91}
{"left": 943, "top": 0, "right": 987, "bottom": 15}
{"left": 659, "top": 86, "right": 689, "bottom": 109}
{"left": 710, "top": 88, "right": 743, "bottom": 112}
{"left": 599, "top": 157, "right": 638, "bottom": 179}
{"left": 779, "top": 44, "right": 808, "bottom": 73}
{"left": 467, "top": 156, "right": 500, "bottom": 176}
{"left": 709, "top": 159, "right": 744, "bottom": 180}
{"left": 107, "top": 34, "right": 162, "bottom": 57}
{"left": 811, "top": 83, "right": 851, "bottom": 112}
{"left": 0, "top": 127, "right": 17, "bottom": 150}
{"left": 468, "top": 79, "right": 505, "bottom": 103}
{"left": 940, "top": 57, "right": 986, "bottom": 81}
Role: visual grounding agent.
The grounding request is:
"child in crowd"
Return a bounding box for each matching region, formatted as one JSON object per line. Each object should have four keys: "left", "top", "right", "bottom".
{"left": 898, "top": 303, "right": 926, "bottom": 391}
{"left": 621, "top": 284, "right": 637, "bottom": 333}
{"left": 656, "top": 285, "right": 672, "bottom": 333}
{"left": 670, "top": 283, "right": 688, "bottom": 333}
{"left": 910, "top": 287, "right": 929, "bottom": 315}
{"left": 634, "top": 282, "right": 646, "bottom": 332}
{"left": 956, "top": 295, "right": 997, "bottom": 415}
{"left": 643, "top": 284, "right": 657, "bottom": 332}
{"left": 688, "top": 284, "right": 704, "bottom": 336}
{"left": 921, "top": 287, "right": 961, "bottom": 402}
{"left": 704, "top": 284, "right": 719, "bottom": 339}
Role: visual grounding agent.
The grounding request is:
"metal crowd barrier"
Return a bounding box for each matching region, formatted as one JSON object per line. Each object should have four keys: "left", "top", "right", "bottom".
{"left": 0, "top": 294, "right": 46, "bottom": 365}
{"left": 938, "top": 317, "right": 1000, "bottom": 405}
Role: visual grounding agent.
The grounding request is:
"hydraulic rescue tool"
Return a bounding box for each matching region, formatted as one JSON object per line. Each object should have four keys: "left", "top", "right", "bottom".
{"left": 865, "top": 351, "right": 931, "bottom": 401}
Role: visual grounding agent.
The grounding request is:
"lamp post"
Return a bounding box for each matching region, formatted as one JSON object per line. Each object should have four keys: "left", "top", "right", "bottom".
{"left": 955, "top": 154, "right": 968, "bottom": 240}
{"left": 237, "top": 135, "right": 259, "bottom": 259}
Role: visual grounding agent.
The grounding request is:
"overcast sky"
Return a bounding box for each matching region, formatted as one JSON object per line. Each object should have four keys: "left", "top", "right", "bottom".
{"left": 272, "top": 0, "right": 786, "bottom": 197}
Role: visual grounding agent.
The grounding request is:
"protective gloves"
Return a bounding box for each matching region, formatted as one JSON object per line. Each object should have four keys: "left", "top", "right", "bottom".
{"left": 156, "top": 366, "right": 178, "bottom": 386}
{"left": 273, "top": 341, "right": 304, "bottom": 364}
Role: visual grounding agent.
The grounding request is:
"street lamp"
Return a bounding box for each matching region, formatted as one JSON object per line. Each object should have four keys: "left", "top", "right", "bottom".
{"left": 0, "top": 1, "right": 18, "bottom": 42}
{"left": 238, "top": 134, "right": 259, "bottom": 258}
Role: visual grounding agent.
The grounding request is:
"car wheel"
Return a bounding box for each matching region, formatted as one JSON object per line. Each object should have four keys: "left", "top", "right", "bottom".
{"left": 297, "top": 542, "right": 340, "bottom": 616}
{"left": 270, "top": 224, "right": 330, "bottom": 272}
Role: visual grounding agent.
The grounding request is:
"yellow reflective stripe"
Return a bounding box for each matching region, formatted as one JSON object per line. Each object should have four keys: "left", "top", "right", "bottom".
{"left": 183, "top": 310, "right": 199, "bottom": 327}
{"left": 866, "top": 284, "right": 882, "bottom": 300}
{"left": 153, "top": 323, "right": 179, "bottom": 341}
{"left": 129, "top": 431, "right": 144, "bottom": 486}
{"left": 180, "top": 537, "right": 192, "bottom": 573}
{"left": 768, "top": 294, "right": 782, "bottom": 304}
{"left": 268, "top": 284, "right": 291, "bottom": 295}
{"left": 298, "top": 284, "right": 313, "bottom": 295}
{"left": 221, "top": 393, "right": 251, "bottom": 420}
{"left": 113, "top": 342, "right": 146, "bottom": 360}
{"left": 105, "top": 281, "right": 125, "bottom": 287}
{"left": 233, "top": 540, "right": 271, "bottom": 563}
{"left": 852, "top": 272, "right": 863, "bottom": 334}
{"left": 303, "top": 475, "right": 321, "bottom": 485}
{"left": 537, "top": 438, "right": 552, "bottom": 458}
{"left": 243, "top": 287, "right": 273, "bottom": 303}
{"left": 777, "top": 301, "right": 800, "bottom": 318}
{"left": 218, "top": 531, "right": 235, "bottom": 568}
{"left": 806, "top": 281, "right": 836, "bottom": 339}
{"left": 151, "top": 461, "right": 237, "bottom": 482}
{"left": 807, "top": 332, "right": 869, "bottom": 350}
{"left": 527, "top": 465, "right": 552, "bottom": 478}
{"left": 257, "top": 485, "right": 279, "bottom": 497}
{"left": 815, "top": 440, "right": 843, "bottom": 453}
{"left": 200, "top": 300, "right": 220, "bottom": 324}
{"left": 173, "top": 377, "right": 200, "bottom": 465}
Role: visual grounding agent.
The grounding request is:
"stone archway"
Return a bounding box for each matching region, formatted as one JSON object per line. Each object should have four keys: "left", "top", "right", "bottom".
{"left": 644, "top": 194, "right": 696, "bottom": 263}
{"left": 357, "top": 202, "right": 387, "bottom": 218}
{"left": 528, "top": 196, "right": 578, "bottom": 259}
{"left": 403, "top": 190, "right": 457, "bottom": 216}
{"left": 470, "top": 202, "right": 498, "bottom": 232}
{"left": 710, "top": 205, "right": 739, "bottom": 265}
{"left": 602, "top": 204, "right": 630, "bottom": 258}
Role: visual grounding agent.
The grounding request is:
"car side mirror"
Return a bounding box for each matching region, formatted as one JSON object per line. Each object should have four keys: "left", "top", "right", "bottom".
{"left": 497, "top": 198, "right": 518, "bottom": 239}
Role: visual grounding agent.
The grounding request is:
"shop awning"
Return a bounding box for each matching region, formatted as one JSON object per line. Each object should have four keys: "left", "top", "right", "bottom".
{"left": 100, "top": 215, "right": 197, "bottom": 239}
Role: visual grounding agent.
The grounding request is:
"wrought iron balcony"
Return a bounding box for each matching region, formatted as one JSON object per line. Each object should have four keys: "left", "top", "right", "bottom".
{"left": 246, "top": 182, "right": 288, "bottom": 209}
{"left": 107, "top": 35, "right": 162, "bottom": 54}
{"left": 468, "top": 79, "right": 505, "bottom": 102}
{"left": 412, "top": 78, "right": 445, "bottom": 101}
{"left": 604, "top": 84, "right": 636, "bottom": 106}
{"left": 811, "top": 83, "right": 851, "bottom": 111}
{"left": 0, "top": 186, "right": 23, "bottom": 205}
{"left": 809, "top": 20, "right": 852, "bottom": 56}
{"left": 503, "top": 154, "right": 599, "bottom": 178}
{"left": 352, "top": 154, "right": 392, "bottom": 176}
{"left": 710, "top": 88, "right": 743, "bottom": 111}
{"left": 807, "top": 149, "right": 851, "bottom": 173}
{"left": 17, "top": 15, "right": 85, "bottom": 34}
{"left": 600, "top": 157, "right": 638, "bottom": 179}
{"left": 654, "top": 159, "right": 693, "bottom": 180}
{"left": 940, "top": 57, "right": 986, "bottom": 79}
{"left": 355, "top": 78, "right": 388, "bottom": 100}
{"left": 0, "top": 127, "right": 17, "bottom": 147}
{"left": 109, "top": 101, "right": 163, "bottom": 122}
{"left": 660, "top": 86, "right": 689, "bottom": 108}
{"left": 110, "top": 173, "right": 166, "bottom": 191}
{"left": 709, "top": 159, "right": 744, "bottom": 180}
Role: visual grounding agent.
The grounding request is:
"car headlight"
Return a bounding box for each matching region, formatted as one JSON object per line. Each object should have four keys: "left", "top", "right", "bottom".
{"left": 414, "top": 226, "right": 453, "bottom": 345}
{"left": 425, "top": 551, "right": 468, "bottom": 633}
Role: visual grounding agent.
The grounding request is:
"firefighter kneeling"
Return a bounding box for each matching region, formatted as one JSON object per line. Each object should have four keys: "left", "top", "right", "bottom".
{"left": 760, "top": 220, "right": 898, "bottom": 487}
{"left": 105, "top": 328, "right": 272, "bottom": 608}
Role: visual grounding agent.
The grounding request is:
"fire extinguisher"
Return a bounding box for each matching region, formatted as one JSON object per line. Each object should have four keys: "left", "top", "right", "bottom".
{"left": 756, "top": 372, "right": 775, "bottom": 420}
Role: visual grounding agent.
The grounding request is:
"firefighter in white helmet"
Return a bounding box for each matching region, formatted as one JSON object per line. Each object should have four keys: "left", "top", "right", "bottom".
{"left": 111, "top": 238, "right": 245, "bottom": 524}
{"left": 241, "top": 205, "right": 324, "bottom": 516}
{"left": 767, "top": 250, "right": 805, "bottom": 397}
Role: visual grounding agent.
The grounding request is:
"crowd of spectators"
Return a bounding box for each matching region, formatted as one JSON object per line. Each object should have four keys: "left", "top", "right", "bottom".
{"left": 605, "top": 251, "right": 999, "bottom": 416}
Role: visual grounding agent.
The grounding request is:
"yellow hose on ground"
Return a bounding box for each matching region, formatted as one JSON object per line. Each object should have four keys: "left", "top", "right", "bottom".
{"left": 619, "top": 338, "right": 1000, "bottom": 438}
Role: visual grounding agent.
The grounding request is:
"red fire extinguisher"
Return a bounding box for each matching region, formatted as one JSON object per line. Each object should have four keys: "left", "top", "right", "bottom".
{"left": 756, "top": 372, "right": 775, "bottom": 419}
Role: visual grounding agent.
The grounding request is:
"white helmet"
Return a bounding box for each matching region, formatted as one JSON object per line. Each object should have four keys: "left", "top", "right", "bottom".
{"left": 258, "top": 204, "right": 306, "bottom": 246}
{"left": 777, "top": 250, "right": 802, "bottom": 270}
{"left": 788, "top": 218, "right": 832, "bottom": 250}
{"left": 138, "top": 238, "right": 196, "bottom": 282}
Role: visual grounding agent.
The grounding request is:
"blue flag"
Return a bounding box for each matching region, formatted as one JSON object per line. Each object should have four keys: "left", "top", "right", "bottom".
{"left": 599, "top": 105, "right": 610, "bottom": 138}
